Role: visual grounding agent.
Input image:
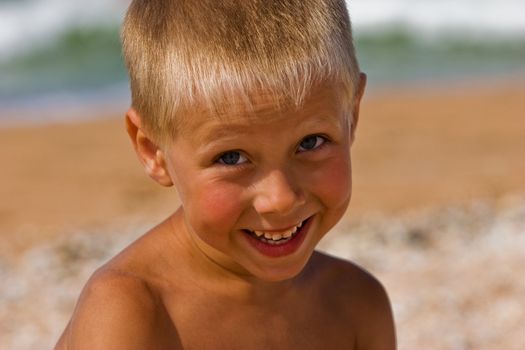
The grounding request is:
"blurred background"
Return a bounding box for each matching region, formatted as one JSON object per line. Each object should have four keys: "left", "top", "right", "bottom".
{"left": 1, "top": 0, "right": 525, "bottom": 123}
{"left": 0, "top": 0, "right": 524, "bottom": 349}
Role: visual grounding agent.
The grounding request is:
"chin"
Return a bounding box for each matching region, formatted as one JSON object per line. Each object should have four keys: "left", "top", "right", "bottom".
{"left": 248, "top": 250, "right": 315, "bottom": 283}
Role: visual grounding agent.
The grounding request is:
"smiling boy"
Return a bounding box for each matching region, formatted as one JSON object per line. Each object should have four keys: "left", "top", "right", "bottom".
{"left": 55, "top": 0, "right": 396, "bottom": 349}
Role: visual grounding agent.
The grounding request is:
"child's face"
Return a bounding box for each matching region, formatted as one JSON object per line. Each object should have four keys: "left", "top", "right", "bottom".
{"left": 161, "top": 81, "right": 363, "bottom": 282}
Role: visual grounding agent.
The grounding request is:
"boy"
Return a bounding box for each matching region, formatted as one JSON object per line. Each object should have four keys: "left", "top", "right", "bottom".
{"left": 56, "top": 0, "right": 396, "bottom": 349}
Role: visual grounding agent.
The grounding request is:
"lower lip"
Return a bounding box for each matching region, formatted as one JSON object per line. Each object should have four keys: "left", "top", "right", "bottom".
{"left": 243, "top": 217, "right": 312, "bottom": 258}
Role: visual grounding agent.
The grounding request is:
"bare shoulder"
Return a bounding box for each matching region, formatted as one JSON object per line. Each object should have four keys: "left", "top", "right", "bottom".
{"left": 54, "top": 266, "right": 163, "bottom": 350}
{"left": 310, "top": 251, "right": 397, "bottom": 350}
{"left": 55, "top": 222, "right": 181, "bottom": 350}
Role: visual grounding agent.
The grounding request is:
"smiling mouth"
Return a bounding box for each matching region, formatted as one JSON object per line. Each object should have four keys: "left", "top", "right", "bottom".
{"left": 243, "top": 218, "right": 308, "bottom": 245}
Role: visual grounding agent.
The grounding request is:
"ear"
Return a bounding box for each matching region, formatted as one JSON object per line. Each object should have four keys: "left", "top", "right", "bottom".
{"left": 125, "top": 108, "right": 173, "bottom": 187}
{"left": 350, "top": 72, "right": 367, "bottom": 145}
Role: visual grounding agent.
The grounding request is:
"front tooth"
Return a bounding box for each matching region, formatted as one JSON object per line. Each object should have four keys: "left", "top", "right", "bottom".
{"left": 256, "top": 223, "right": 303, "bottom": 242}
{"left": 271, "top": 233, "right": 282, "bottom": 241}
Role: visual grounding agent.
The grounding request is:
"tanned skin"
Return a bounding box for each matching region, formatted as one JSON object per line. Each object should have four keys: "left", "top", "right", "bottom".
{"left": 55, "top": 75, "right": 396, "bottom": 350}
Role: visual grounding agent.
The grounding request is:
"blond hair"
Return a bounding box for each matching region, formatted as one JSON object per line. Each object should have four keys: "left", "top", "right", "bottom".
{"left": 122, "top": 0, "right": 360, "bottom": 144}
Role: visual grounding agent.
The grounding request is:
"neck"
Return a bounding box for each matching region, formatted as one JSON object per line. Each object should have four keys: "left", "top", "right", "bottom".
{"left": 167, "top": 208, "right": 301, "bottom": 303}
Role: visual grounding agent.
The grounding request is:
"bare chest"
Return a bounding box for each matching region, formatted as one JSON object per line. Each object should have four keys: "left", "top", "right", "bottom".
{"left": 177, "top": 323, "right": 355, "bottom": 350}
{"left": 162, "top": 296, "right": 356, "bottom": 350}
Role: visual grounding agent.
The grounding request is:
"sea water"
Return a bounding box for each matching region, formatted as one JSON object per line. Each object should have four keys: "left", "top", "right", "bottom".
{"left": 1, "top": 0, "right": 524, "bottom": 123}
{"left": 349, "top": 0, "right": 525, "bottom": 84}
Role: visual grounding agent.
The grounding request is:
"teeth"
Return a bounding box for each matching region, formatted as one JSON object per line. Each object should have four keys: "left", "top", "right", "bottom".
{"left": 250, "top": 220, "right": 304, "bottom": 242}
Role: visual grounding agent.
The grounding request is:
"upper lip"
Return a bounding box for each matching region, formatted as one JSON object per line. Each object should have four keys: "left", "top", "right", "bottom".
{"left": 245, "top": 217, "right": 308, "bottom": 233}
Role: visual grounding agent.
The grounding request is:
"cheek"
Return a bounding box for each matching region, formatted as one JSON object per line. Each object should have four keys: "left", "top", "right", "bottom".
{"left": 185, "top": 180, "right": 245, "bottom": 237}
{"left": 312, "top": 155, "right": 352, "bottom": 208}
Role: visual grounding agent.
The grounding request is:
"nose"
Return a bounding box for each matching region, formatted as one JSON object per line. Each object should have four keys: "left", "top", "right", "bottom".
{"left": 252, "top": 169, "right": 305, "bottom": 215}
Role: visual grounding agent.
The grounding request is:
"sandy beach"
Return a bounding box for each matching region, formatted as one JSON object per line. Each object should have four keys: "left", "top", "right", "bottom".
{"left": 1, "top": 80, "right": 524, "bottom": 349}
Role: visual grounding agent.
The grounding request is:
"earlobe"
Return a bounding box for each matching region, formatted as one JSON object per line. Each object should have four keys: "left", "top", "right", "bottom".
{"left": 350, "top": 72, "right": 367, "bottom": 144}
{"left": 125, "top": 108, "right": 173, "bottom": 187}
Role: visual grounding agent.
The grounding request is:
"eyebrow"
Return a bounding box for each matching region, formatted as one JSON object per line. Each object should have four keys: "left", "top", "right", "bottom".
{"left": 191, "top": 122, "right": 252, "bottom": 158}
{"left": 300, "top": 113, "right": 346, "bottom": 131}
{"left": 196, "top": 111, "right": 344, "bottom": 152}
{"left": 192, "top": 93, "right": 345, "bottom": 149}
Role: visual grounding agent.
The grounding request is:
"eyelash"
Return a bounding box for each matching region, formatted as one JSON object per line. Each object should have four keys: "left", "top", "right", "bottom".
{"left": 215, "top": 151, "right": 248, "bottom": 166}
{"left": 213, "top": 134, "right": 330, "bottom": 167}
{"left": 296, "top": 134, "right": 329, "bottom": 153}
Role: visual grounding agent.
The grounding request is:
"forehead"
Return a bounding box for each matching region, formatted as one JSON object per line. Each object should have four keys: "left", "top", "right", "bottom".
{"left": 179, "top": 81, "right": 348, "bottom": 138}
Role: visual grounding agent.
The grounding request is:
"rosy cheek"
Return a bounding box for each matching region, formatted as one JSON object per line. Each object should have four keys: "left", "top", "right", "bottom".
{"left": 312, "top": 156, "right": 352, "bottom": 208}
{"left": 188, "top": 181, "right": 245, "bottom": 235}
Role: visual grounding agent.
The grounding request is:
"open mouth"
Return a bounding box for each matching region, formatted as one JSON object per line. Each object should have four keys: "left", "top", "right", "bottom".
{"left": 243, "top": 217, "right": 309, "bottom": 246}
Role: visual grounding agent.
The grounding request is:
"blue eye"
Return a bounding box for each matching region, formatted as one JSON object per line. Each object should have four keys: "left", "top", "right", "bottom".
{"left": 298, "top": 135, "right": 326, "bottom": 152}
{"left": 217, "top": 151, "right": 248, "bottom": 165}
